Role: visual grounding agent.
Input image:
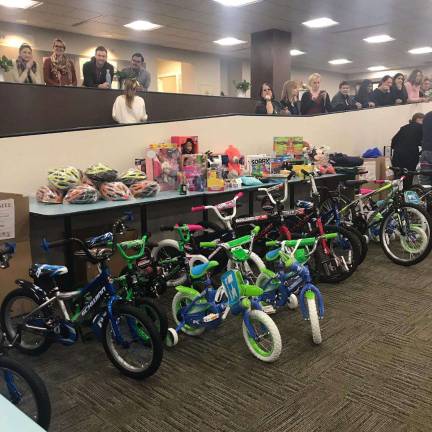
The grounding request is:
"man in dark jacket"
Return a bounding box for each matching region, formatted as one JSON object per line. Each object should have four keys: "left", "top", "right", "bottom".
{"left": 82, "top": 46, "right": 114, "bottom": 88}
{"left": 420, "top": 111, "right": 432, "bottom": 185}
{"left": 331, "top": 81, "right": 362, "bottom": 112}
{"left": 392, "top": 112, "right": 424, "bottom": 188}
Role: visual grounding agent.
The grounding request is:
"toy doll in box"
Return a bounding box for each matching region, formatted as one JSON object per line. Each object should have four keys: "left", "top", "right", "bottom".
{"left": 181, "top": 154, "right": 207, "bottom": 192}
{"left": 150, "top": 145, "right": 181, "bottom": 191}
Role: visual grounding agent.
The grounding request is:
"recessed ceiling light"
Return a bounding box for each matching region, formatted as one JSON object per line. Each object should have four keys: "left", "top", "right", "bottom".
{"left": 368, "top": 65, "right": 388, "bottom": 71}
{"left": 329, "top": 58, "right": 352, "bottom": 65}
{"left": 302, "top": 17, "right": 338, "bottom": 28}
{"left": 124, "top": 20, "right": 162, "bottom": 31}
{"left": 0, "top": 0, "right": 42, "bottom": 8}
{"left": 290, "top": 49, "right": 305, "bottom": 56}
{"left": 364, "top": 34, "right": 394, "bottom": 44}
{"left": 212, "top": 0, "right": 260, "bottom": 6}
{"left": 214, "top": 37, "right": 247, "bottom": 46}
{"left": 409, "top": 46, "right": 432, "bottom": 54}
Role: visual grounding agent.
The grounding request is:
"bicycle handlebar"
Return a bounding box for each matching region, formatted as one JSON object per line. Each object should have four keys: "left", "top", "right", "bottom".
{"left": 265, "top": 233, "right": 338, "bottom": 248}
{"left": 191, "top": 205, "right": 206, "bottom": 212}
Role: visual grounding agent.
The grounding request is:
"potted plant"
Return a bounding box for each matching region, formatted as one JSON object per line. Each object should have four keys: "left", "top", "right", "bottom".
{"left": 234, "top": 79, "right": 250, "bottom": 97}
{"left": 0, "top": 55, "right": 13, "bottom": 82}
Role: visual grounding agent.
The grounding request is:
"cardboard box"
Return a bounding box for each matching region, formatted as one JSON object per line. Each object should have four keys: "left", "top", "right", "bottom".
{"left": 0, "top": 193, "right": 32, "bottom": 303}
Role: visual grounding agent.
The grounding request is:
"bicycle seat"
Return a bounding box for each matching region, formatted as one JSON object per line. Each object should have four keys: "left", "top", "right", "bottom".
{"left": 295, "top": 200, "right": 314, "bottom": 210}
{"left": 344, "top": 180, "right": 368, "bottom": 187}
{"left": 30, "top": 264, "right": 68, "bottom": 278}
{"left": 265, "top": 248, "right": 281, "bottom": 262}
{"left": 190, "top": 260, "right": 219, "bottom": 279}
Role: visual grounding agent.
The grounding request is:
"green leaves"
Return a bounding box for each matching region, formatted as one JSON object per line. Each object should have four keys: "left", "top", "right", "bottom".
{"left": 0, "top": 55, "right": 13, "bottom": 72}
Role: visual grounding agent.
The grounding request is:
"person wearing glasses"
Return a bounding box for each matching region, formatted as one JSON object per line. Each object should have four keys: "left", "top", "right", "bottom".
{"left": 43, "top": 38, "right": 77, "bottom": 86}
{"left": 255, "top": 82, "right": 283, "bottom": 115}
{"left": 119, "top": 53, "right": 151, "bottom": 91}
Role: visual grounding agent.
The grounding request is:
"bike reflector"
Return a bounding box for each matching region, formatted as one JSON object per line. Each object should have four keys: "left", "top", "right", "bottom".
{"left": 221, "top": 270, "right": 243, "bottom": 305}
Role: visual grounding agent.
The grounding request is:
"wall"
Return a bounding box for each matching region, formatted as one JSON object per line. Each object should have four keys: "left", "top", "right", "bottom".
{"left": 0, "top": 21, "right": 221, "bottom": 95}
{"left": 1, "top": 102, "right": 430, "bottom": 196}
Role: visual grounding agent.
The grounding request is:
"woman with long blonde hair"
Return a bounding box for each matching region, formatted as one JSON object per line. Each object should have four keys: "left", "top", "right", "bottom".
{"left": 112, "top": 79, "right": 148, "bottom": 124}
{"left": 300, "top": 73, "right": 332, "bottom": 115}
{"left": 280, "top": 80, "right": 301, "bottom": 115}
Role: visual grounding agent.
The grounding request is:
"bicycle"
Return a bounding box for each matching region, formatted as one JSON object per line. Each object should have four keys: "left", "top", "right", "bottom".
{"left": 0, "top": 234, "right": 164, "bottom": 380}
{"left": 0, "top": 243, "right": 51, "bottom": 430}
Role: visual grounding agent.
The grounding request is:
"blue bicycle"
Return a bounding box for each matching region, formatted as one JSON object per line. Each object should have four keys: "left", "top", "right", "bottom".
{"left": 0, "top": 243, "right": 51, "bottom": 430}
{"left": 257, "top": 234, "right": 336, "bottom": 344}
{"left": 0, "top": 235, "right": 163, "bottom": 380}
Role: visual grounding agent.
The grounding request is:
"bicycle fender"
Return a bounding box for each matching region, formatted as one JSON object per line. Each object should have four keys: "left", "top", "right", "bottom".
{"left": 299, "top": 284, "right": 324, "bottom": 319}
{"left": 175, "top": 286, "right": 201, "bottom": 297}
{"left": 242, "top": 310, "right": 258, "bottom": 339}
{"left": 15, "top": 279, "right": 47, "bottom": 304}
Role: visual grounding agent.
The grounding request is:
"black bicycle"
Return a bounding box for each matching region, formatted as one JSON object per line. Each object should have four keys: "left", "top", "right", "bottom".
{"left": 0, "top": 243, "right": 51, "bottom": 430}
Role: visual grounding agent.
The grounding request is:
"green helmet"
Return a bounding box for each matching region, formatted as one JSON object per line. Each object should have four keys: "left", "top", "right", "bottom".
{"left": 47, "top": 166, "right": 81, "bottom": 190}
{"left": 85, "top": 163, "right": 118, "bottom": 183}
{"left": 119, "top": 168, "right": 147, "bottom": 186}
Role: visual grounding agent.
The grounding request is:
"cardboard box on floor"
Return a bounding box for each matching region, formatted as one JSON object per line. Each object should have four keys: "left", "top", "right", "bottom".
{"left": 0, "top": 193, "right": 32, "bottom": 303}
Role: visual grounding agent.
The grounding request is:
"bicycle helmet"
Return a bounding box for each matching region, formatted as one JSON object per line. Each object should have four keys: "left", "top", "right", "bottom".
{"left": 99, "top": 182, "right": 132, "bottom": 201}
{"left": 47, "top": 166, "right": 81, "bottom": 190}
{"left": 85, "top": 163, "right": 118, "bottom": 183}
{"left": 119, "top": 168, "right": 147, "bottom": 186}
{"left": 63, "top": 184, "right": 99, "bottom": 204}
{"left": 36, "top": 186, "right": 64, "bottom": 204}
{"left": 129, "top": 180, "right": 160, "bottom": 198}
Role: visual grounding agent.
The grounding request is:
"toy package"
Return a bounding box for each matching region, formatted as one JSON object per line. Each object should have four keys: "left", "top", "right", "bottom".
{"left": 171, "top": 136, "right": 199, "bottom": 154}
{"left": 146, "top": 144, "right": 181, "bottom": 191}
{"left": 207, "top": 167, "right": 225, "bottom": 191}
{"left": 270, "top": 156, "right": 293, "bottom": 174}
{"left": 181, "top": 154, "right": 207, "bottom": 192}
{"left": 273, "top": 136, "right": 304, "bottom": 159}
{"left": 245, "top": 155, "right": 271, "bottom": 177}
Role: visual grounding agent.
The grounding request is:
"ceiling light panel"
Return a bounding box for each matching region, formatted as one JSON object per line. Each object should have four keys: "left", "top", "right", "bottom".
{"left": 302, "top": 17, "right": 338, "bottom": 28}
{"left": 409, "top": 46, "right": 432, "bottom": 54}
{"left": 290, "top": 49, "right": 305, "bottom": 56}
{"left": 212, "top": 0, "right": 260, "bottom": 6}
{"left": 364, "top": 34, "right": 394, "bottom": 44}
{"left": 124, "top": 20, "right": 162, "bottom": 31}
{"left": 368, "top": 66, "right": 388, "bottom": 71}
{"left": 0, "top": 0, "right": 42, "bottom": 8}
{"left": 214, "top": 37, "right": 247, "bottom": 46}
{"left": 328, "top": 58, "right": 352, "bottom": 65}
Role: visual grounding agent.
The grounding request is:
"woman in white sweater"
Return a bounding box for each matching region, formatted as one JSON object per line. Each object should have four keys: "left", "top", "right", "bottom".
{"left": 112, "top": 79, "right": 148, "bottom": 124}
{"left": 10, "top": 43, "right": 43, "bottom": 84}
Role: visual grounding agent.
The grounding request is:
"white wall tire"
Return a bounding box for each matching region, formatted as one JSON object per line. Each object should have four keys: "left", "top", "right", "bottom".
{"left": 306, "top": 296, "right": 322, "bottom": 345}
{"left": 287, "top": 294, "right": 298, "bottom": 310}
{"left": 242, "top": 310, "right": 282, "bottom": 362}
{"left": 165, "top": 328, "right": 179, "bottom": 347}
{"left": 172, "top": 292, "right": 206, "bottom": 336}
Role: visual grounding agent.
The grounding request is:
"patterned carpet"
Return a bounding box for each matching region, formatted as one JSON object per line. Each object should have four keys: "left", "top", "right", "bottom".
{"left": 10, "top": 243, "right": 432, "bottom": 432}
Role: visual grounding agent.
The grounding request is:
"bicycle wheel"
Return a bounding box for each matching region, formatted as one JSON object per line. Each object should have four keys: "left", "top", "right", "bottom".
{"left": 379, "top": 204, "right": 432, "bottom": 266}
{"left": 0, "top": 356, "right": 51, "bottom": 430}
{"left": 305, "top": 292, "right": 322, "bottom": 345}
{"left": 172, "top": 291, "right": 206, "bottom": 336}
{"left": 407, "top": 185, "right": 432, "bottom": 214}
{"left": 134, "top": 297, "right": 168, "bottom": 340}
{"left": 343, "top": 224, "right": 368, "bottom": 265}
{"left": 151, "top": 240, "right": 187, "bottom": 287}
{"left": 102, "top": 303, "right": 163, "bottom": 380}
{"left": 0, "top": 288, "right": 52, "bottom": 355}
{"left": 242, "top": 310, "right": 282, "bottom": 362}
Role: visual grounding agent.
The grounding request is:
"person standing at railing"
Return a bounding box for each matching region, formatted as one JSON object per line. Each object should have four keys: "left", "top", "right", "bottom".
{"left": 355, "top": 79, "right": 375, "bottom": 108}
{"left": 280, "top": 80, "right": 301, "bottom": 115}
{"left": 405, "top": 69, "right": 428, "bottom": 103}
{"left": 119, "top": 53, "right": 151, "bottom": 91}
{"left": 82, "top": 46, "right": 114, "bottom": 89}
{"left": 391, "top": 112, "right": 424, "bottom": 188}
{"left": 10, "top": 43, "right": 42, "bottom": 84}
{"left": 331, "top": 81, "right": 362, "bottom": 112}
{"left": 420, "top": 77, "right": 432, "bottom": 100}
{"left": 112, "top": 79, "right": 148, "bottom": 124}
{"left": 43, "top": 38, "right": 77, "bottom": 86}
{"left": 372, "top": 75, "right": 393, "bottom": 107}
{"left": 300, "top": 73, "right": 332, "bottom": 115}
{"left": 390, "top": 73, "right": 408, "bottom": 105}
{"left": 255, "top": 82, "right": 284, "bottom": 115}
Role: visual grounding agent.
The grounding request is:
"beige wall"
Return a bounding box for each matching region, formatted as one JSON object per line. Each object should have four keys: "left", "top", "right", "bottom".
{"left": 1, "top": 102, "right": 431, "bottom": 196}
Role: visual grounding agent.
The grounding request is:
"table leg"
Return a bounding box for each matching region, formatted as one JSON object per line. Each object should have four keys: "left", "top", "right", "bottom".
{"left": 63, "top": 215, "right": 74, "bottom": 289}
{"left": 141, "top": 204, "right": 148, "bottom": 235}
{"left": 202, "top": 195, "right": 208, "bottom": 222}
{"left": 249, "top": 190, "right": 254, "bottom": 216}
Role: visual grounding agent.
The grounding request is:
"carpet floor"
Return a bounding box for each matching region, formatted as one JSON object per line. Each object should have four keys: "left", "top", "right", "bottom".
{"left": 9, "top": 244, "right": 432, "bottom": 432}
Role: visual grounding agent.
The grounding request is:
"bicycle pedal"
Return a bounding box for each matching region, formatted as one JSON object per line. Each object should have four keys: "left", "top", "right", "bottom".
{"left": 261, "top": 305, "right": 276, "bottom": 314}
{"left": 203, "top": 313, "right": 219, "bottom": 323}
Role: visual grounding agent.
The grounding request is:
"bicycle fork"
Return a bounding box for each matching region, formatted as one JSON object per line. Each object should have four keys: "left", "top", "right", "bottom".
{"left": 298, "top": 284, "right": 324, "bottom": 320}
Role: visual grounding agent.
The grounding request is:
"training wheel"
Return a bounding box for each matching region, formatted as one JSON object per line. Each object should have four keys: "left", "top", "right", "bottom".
{"left": 287, "top": 293, "right": 298, "bottom": 310}
{"left": 165, "top": 328, "right": 179, "bottom": 347}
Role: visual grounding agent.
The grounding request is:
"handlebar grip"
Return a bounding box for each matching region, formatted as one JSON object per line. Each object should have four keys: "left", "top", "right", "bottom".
{"left": 235, "top": 192, "right": 244, "bottom": 199}
{"left": 265, "top": 241, "right": 279, "bottom": 247}
{"left": 41, "top": 238, "right": 67, "bottom": 251}
{"left": 252, "top": 225, "right": 261, "bottom": 235}
{"left": 200, "top": 241, "right": 218, "bottom": 248}
{"left": 191, "top": 205, "right": 206, "bottom": 212}
{"left": 301, "top": 169, "right": 311, "bottom": 177}
{"left": 288, "top": 171, "right": 296, "bottom": 180}
{"left": 160, "top": 226, "right": 174, "bottom": 232}
{"left": 322, "top": 233, "right": 338, "bottom": 240}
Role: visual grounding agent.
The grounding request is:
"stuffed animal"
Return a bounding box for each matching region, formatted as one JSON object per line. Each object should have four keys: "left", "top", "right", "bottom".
{"left": 306, "top": 145, "right": 336, "bottom": 174}
{"left": 225, "top": 144, "right": 243, "bottom": 178}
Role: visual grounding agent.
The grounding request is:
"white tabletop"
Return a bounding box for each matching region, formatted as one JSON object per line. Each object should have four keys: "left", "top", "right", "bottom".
{"left": 0, "top": 394, "right": 45, "bottom": 431}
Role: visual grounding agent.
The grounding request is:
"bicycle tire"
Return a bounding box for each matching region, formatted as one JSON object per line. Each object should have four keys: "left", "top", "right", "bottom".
{"left": 0, "top": 356, "right": 51, "bottom": 430}
{"left": 134, "top": 297, "right": 168, "bottom": 340}
{"left": 305, "top": 296, "right": 322, "bottom": 345}
{"left": 102, "top": 303, "right": 163, "bottom": 380}
{"left": 342, "top": 224, "right": 368, "bottom": 265}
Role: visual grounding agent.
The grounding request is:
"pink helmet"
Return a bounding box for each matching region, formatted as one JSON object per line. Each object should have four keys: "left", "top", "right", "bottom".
{"left": 129, "top": 180, "right": 160, "bottom": 198}
{"left": 64, "top": 184, "right": 99, "bottom": 204}
{"left": 99, "top": 182, "right": 132, "bottom": 201}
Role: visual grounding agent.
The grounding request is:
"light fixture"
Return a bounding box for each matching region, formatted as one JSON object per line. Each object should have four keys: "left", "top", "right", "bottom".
{"left": 329, "top": 58, "right": 352, "bottom": 65}
{"left": 0, "top": 0, "right": 42, "bottom": 8}
{"left": 290, "top": 49, "right": 305, "bottom": 56}
{"left": 409, "top": 46, "right": 432, "bottom": 54}
{"left": 364, "top": 34, "right": 394, "bottom": 44}
{"left": 212, "top": 0, "right": 260, "bottom": 6}
{"left": 302, "top": 17, "right": 338, "bottom": 28}
{"left": 214, "top": 37, "right": 247, "bottom": 46}
{"left": 124, "top": 20, "right": 162, "bottom": 31}
{"left": 368, "top": 65, "right": 388, "bottom": 71}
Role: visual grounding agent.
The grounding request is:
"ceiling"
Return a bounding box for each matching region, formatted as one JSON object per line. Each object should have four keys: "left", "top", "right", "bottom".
{"left": 1, "top": 0, "right": 432, "bottom": 73}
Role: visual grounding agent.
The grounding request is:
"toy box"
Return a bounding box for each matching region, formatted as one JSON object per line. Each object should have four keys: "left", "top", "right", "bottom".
{"left": 273, "top": 136, "right": 304, "bottom": 159}
{"left": 270, "top": 156, "right": 292, "bottom": 174}
{"left": 171, "top": 136, "right": 199, "bottom": 154}
{"left": 245, "top": 155, "right": 271, "bottom": 177}
{"left": 181, "top": 154, "right": 207, "bottom": 192}
{"left": 146, "top": 144, "right": 181, "bottom": 191}
{"left": 207, "top": 168, "right": 225, "bottom": 191}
